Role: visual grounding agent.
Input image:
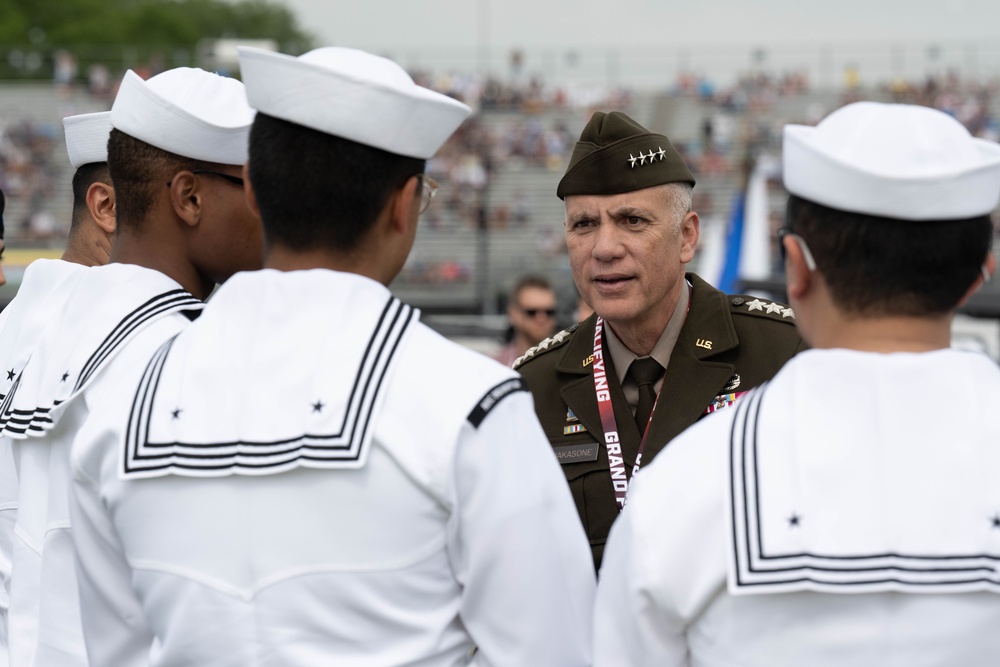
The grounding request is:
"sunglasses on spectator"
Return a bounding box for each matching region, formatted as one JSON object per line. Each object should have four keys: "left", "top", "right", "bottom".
{"left": 522, "top": 307, "right": 556, "bottom": 318}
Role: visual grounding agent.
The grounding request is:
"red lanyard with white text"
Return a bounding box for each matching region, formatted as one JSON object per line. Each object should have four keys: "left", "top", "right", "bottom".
{"left": 592, "top": 316, "right": 664, "bottom": 511}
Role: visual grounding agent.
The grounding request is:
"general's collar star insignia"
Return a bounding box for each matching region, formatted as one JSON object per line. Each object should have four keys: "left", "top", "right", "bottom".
{"left": 60, "top": 371, "right": 70, "bottom": 383}
{"left": 5, "top": 369, "right": 14, "bottom": 381}
{"left": 788, "top": 513, "right": 801, "bottom": 527}
{"left": 628, "top": 153, "right": 639, "bottom": 168}
{"left": 171, "top": 408, "right": 182, "bottom": 420}
{"left": 656, "top": 146, "right": 666, "bottom": 160}
{"left": 311, "top": 400, "right": 325, "bottom": 413}
{"left": 781, "top": 307, "right": 795, "bottom": 318}
{"left": 745, "top": 299, "right": 767, "bottom": 312}
{"left": 638, "top": 152, "right": 647, "bottom": 166}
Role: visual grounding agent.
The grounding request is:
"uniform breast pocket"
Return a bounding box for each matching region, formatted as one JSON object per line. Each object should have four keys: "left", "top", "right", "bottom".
{"left": 549, "top": 437, "right": 616, "bottom": 548}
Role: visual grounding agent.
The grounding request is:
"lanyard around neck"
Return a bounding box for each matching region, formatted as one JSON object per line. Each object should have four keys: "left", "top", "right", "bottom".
{"left": 591, "top": 316, "right": 664, "bottom": 511}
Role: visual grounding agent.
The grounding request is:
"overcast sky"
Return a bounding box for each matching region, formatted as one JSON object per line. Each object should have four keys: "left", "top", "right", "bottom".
{"left": 278, "top": 0, "right": 1000, "bottom": 50}
{"left": 272, "top": 0, "right": 1000, "bottom": 87}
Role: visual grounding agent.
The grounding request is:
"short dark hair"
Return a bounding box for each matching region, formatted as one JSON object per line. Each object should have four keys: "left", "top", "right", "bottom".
{"left": 512, "top": 275, "right": 553, "bottom": 303}
{"left": 70, "top": 162, "right": 111, "bottom": 231}
{"left": 248, "top": 113, "right": 424, "bottom": 252}
{"left": 786, "top": 194, "right": 993, "bottom": 316}
{"left": 107, "top": 128, "right": 218, "bottom": 233}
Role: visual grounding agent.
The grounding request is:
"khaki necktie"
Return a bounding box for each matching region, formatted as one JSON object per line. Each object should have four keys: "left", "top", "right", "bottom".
{"left": 629, "top": 357, "right": 664, "bottom": 432}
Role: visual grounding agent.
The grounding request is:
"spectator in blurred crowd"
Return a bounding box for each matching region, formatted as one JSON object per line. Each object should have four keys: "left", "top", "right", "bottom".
{"left": 495, "top": 275, "right": 557, "bottom": 367}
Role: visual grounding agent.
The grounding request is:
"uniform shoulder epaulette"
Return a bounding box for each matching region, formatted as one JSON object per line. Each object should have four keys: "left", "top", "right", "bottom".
{"left": 728, "top": 296, "right": 797, "bottom": 323}
{"left": 512, "top": 323, "right": 580, "bottom": 370}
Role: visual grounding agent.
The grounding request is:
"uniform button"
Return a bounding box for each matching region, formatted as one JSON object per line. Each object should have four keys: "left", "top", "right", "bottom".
{"left": 731, "top": 297, "right": 745, "bottom": 306}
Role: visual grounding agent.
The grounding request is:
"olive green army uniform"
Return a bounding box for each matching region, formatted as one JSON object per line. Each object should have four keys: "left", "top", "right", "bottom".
{"left": 515, "top": 273, "right": 805, "bottom": 572}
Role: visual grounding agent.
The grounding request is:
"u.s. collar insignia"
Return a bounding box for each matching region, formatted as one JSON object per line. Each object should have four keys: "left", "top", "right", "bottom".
{"left": 582, "top": 354, "right": 594, "bottom": 367}
{"left": 723, "top": 373, "right": 741, "bottom": 392}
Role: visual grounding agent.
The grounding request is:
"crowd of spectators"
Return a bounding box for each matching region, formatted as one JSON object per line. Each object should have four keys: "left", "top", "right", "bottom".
{"left": 5, "top": 57, "right": 1000, "bottom": 288}
{"left": 0, "top": 118, "right": 62, "bottom": 243}
{"left": 883, "top": 71, "right": 1000, "bottom": 141}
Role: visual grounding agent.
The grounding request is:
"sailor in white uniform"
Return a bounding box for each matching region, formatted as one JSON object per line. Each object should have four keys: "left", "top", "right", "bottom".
{"left": 1, "top": 70, "right": 260, "bottom": 666}
{"left": 0, "top": 111, "right": 114, "bottom": 667}
{"left": 69, "top": 47, "right": 595, "bottom": 667}
{"left": 0, "top": 187, "right": 11, "bottom": 666}
{"left": 593, "top": 102, "right": 1000, "bottom": 666}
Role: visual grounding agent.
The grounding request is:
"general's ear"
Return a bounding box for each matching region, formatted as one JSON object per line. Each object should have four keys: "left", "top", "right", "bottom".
{"left": 680, "top": 211, "right": 700, "bottom": 263}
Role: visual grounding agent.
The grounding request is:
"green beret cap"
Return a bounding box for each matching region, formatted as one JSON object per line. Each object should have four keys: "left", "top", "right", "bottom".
{"left": 556, "top": 111, "right": 695, "bottom": 199}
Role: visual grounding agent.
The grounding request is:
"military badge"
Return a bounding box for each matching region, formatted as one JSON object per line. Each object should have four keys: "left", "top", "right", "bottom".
{"left": 703, "top": 390, "right": 747, "bottom": 415}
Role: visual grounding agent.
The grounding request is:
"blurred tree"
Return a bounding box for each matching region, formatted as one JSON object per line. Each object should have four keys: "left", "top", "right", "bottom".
{"left": 0, "top": 0, "right": 314, "bottom": 78}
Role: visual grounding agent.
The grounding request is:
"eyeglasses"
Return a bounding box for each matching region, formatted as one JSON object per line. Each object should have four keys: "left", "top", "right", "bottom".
{"left": 776, "top": 227, "right": 817, "bottom": 271}
{"left": 194, "top": 169, "right": 244, "bottom": 187}
{"left": 167, "top": 169, "right": 245, "bottom": 188}
{"left": 418, "top": 175, "right": 439, "bottom": 214}
{"left": 522, "top": 307, "right": 556, "bottom": 318}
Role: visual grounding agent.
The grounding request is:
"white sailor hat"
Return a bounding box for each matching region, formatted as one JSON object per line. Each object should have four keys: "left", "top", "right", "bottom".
{"left": 783, "top": 101, "right": 1000, "bottom": 220}
{"left": 63, "top": 111, "right": 112, "bottom": 169}
{"left": 110, "top": 68, "right": 254, "bottom": 165}
{"left": 237, "top": 46, "right": 472, "bottom": 159}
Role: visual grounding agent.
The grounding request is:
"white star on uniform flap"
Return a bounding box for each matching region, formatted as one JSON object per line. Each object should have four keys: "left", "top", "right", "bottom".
{"left": 647, "top": 149, "right": 657, "bottom": 162}
{"left": 657, "top": 147, "right": 666, "bottom": 160}
{"left": 781, "top": 307, "right": 795, "bottom": 318}
{"left": 746, "top": 299, "right": 767, "bottom": 312}
{"left": 638, "top": 152, "right": 647, "bottom": 166}
{"left": 765, "top": 302, "right": 784, "bottom": 314}
{"left": 628, "top": 153, "right": 638, "bottom": 168}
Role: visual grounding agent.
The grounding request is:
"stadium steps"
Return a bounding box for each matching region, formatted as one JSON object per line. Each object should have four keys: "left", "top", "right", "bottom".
{"left": 0, "top": 83, "right": 109, "bottom": 243}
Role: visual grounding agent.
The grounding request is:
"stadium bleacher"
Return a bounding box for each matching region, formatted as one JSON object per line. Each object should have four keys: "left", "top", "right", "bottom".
{"left": 2, "top": 69, "right": 999, "bottom": 350}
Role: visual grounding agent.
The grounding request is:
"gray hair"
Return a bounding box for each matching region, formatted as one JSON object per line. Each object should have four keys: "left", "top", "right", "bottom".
{"left": 664, "top": 182, "right": 693, "bottom": 231}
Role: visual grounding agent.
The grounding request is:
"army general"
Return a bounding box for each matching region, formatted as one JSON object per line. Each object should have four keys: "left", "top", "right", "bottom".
{"left": 515, "top": 111, "right": 805, "bottom": 571}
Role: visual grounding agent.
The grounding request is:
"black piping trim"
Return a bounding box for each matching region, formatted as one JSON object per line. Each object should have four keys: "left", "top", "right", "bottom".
{"left": 122, "top": 297, "right": 413, "bottom": 476}
{"left": 730, "top": 383, "right": 1000, "bottom": 591}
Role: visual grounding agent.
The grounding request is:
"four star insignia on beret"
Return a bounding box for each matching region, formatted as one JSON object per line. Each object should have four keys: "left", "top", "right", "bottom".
{"left": 627, "top": 147, "right": 668, "bottom": 169}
